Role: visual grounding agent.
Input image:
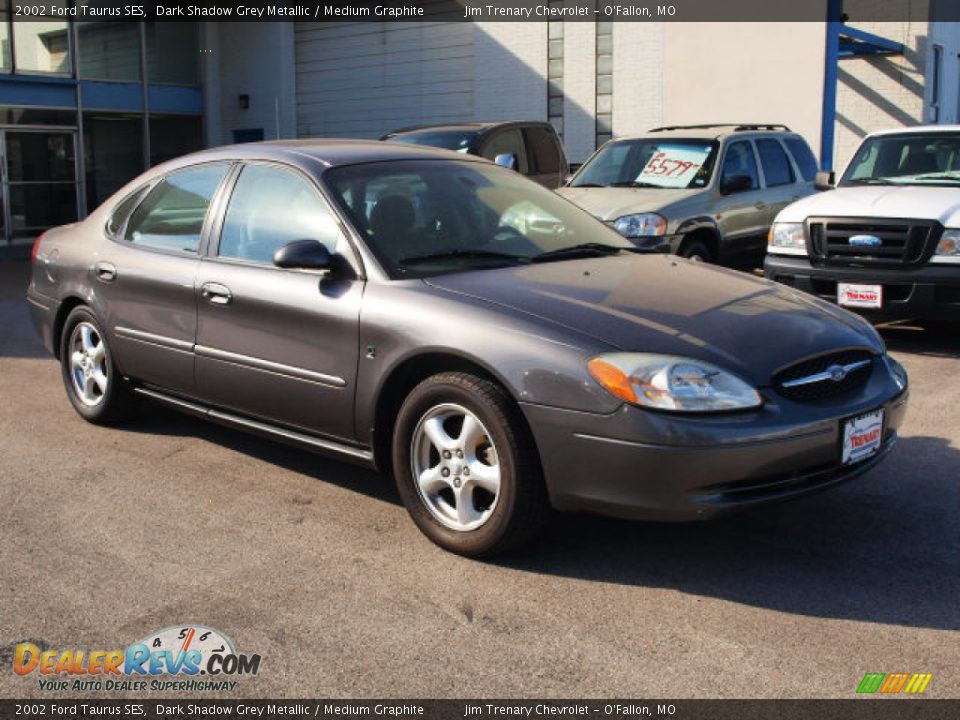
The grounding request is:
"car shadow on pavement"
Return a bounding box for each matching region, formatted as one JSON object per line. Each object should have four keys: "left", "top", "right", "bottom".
{"left": 506, "top": 434, "right": 960, "bottom": 632}
{"left": 879, "top": 321, "right": 960, "bottom": 359}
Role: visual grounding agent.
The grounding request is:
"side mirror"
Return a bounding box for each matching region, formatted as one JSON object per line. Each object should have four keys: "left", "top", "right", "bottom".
{"left": 719, "top": 174, "right": 754, "bottom": 195}
{"left": 494, "top": 153, "right": 519, "bottom": 171}
{"left": 814, "top": 170, "right": 836, "bottom": 191}
{"left": 273, "top": 239, "right": 333, "bottom": 270}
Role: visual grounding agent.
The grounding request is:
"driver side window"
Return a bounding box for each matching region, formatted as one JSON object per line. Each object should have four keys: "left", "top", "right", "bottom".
{"left": 218, "top": 164, "right": 344, "bottom": 264}
{"left": 720, "top": 141, "right": 760, "bottom": 190}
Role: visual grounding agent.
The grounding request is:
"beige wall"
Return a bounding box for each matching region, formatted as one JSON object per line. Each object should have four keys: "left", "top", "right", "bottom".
{"left": 661, "top": 23, "right": 826, "bottom": 161}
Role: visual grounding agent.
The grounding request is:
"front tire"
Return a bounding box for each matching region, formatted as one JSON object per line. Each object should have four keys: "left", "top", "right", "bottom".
{"left": 678, "top": 238, "right": 712, "bottom": 263}
{"left": 60, "top": 306, "right": 137, "bottom": 425}
{"left": 392, "top": 372, "right": 549, "bottom": 557}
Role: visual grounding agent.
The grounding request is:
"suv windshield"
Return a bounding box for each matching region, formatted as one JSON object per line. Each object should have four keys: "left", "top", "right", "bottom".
{"left": 571, "top": 138, "right": 720, "bottom": 189}
{"left": 840, "top": 132, "right": 960, "bottom": 187}
{"left": 384, "top": 129, "right": 480, "bottom": 154}
{"left": 325, "top": 159, "right": 633, "bottom": 278}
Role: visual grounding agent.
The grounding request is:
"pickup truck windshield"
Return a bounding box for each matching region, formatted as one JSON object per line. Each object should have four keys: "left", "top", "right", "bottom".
{"left": 840, "top": 132, "right": 960, "bottom": 187}
{"left": 571, "top": 138, "right": 719, "bottom": 189}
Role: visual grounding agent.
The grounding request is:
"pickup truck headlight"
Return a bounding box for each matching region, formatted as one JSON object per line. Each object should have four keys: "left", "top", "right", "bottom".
{"left": 588, "top": 353, "right": 763, "bottom": 412}
{"left": 613, "top": 213, "right": 667, "bottom": 238}
{"left": 767, "top": 222, "right": 807, "bottom": 255}
{"left": 932, "top": 228, "right": 960, "bottom": 263}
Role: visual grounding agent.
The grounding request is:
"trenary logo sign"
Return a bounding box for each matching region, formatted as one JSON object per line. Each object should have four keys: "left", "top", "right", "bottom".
{"left": 857, "top": 672, "right": 932, "bottom": 694}
{"left": 849, "top": 234, "right": 882, "bottom": 247}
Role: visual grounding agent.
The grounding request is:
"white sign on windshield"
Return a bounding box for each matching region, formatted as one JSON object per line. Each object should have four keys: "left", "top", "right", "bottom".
{"left": 637, "top": 144, "right": 712, "bottom": 188}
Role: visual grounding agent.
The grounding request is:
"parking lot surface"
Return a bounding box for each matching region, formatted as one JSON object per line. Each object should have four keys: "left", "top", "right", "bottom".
{"left": 0, "top": 260, "right": 957, "bottom": 698}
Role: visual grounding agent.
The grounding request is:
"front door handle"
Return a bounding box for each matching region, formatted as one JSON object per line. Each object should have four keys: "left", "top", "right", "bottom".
{"left": 201, "top": 282, "right": 232, "bottom": 305}
{"left": 94, "top": 262, "right": 116, "bottom": 282}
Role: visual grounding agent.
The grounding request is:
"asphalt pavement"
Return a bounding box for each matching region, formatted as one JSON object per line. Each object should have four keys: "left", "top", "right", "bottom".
{"left": 0, "top": 260, "right": 957, "bottom": 699}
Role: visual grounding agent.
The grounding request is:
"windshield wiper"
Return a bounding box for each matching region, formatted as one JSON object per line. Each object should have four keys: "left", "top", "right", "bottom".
{"left": 571, "top": 182, "right": 607, "bottom": 188}
{"left": 847, "top": 177, "right": 896, "bottom": 185}
{"left": 609, "top": 181, "right": 664, "bottom": 188}
{"left": 907, "top": 173, "right": 960, "bottom": 182}
{"left": 399, "top": 249, "right": 530, "bottom": 266}
{"left": 532, "top": 243, "right": 626, "bottom": 262}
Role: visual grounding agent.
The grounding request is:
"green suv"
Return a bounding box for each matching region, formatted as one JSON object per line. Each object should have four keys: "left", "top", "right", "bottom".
{"left": 557, "top": 124, "right": 819, "bottom": 266}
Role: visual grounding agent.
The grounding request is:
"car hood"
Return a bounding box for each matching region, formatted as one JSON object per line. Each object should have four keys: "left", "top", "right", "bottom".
{"left": 424, "top": 254, "right": 882, "bottom": 386}
{"left": 777, "top": 185, "right": 960, "bottom": 226}
{"left": 556, "top": 186, "right": 701, "bottom": 222}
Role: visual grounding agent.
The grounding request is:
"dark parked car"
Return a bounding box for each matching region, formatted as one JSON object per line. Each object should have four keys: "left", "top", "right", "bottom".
{"left": 381, "top": 121, "right": 569, "bottom": 188}
{"left": 28, "top": 140, "right": 908, "bottom": 557}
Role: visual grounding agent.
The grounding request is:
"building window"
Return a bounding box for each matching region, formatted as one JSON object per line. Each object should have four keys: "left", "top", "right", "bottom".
{"left": 595, "top": 22, "right": 613, "bottom": 149}
{"left": 5, "top": 131, "right": 78, "bottom": 239}
{"left": 77, "top": 21, "right": 141, "bottom": 81}
{"left": 145, "top": 23, "right": 199, "bottom": 84}
{"left": 83, "top": 113, "right": 145, "bottom": 211}
{"left": 547, "top": 14, "right": 564, "bottom": 139}
{"left": 929, "top": 44, "right": 943, "bottom": 123}
{"left": 13, "top": 20, "right": 71, "bottom": 75}
{"left": 0, "top": 13, "right": 11, "bottom": 71}
{"left": 150, "top": 115, "right": 203, "bottom": 166}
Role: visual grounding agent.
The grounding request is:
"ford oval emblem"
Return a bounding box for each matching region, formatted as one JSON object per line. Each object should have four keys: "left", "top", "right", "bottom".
{"left": 849, "top": 234, "right": 882, "bottom": 247}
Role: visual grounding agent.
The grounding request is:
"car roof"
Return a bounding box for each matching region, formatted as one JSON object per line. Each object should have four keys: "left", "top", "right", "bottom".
{"left": 160, "top": 138, "right": 491, "bottom": 171}
{"left": 616, "top": 124, "right": 798, "bottom": 142}
{"left": 865, "top": 124, "right": 960, "bottom": 138}
{"left": 382, "top": 120, "right": 551, "bottom": 138}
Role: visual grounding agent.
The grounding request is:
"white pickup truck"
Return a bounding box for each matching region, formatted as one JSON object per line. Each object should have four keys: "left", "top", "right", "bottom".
{"left": 764, "top": 125, "right": 960, "bottom": 322}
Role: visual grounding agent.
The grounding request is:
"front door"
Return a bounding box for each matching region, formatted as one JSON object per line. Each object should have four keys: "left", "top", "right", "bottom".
{"left": 195, "top": 162, "right": 363, "bottom": 442}
{"left": 0, "top": 129, "right": 80, "bottom": 245}
{"left": 715, "top": 139, "right": 768, "bottom": 265}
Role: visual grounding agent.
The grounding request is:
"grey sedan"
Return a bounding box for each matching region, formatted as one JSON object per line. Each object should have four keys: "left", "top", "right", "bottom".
{"left": 27, "top": 140, "right": 908, "bottom": 556}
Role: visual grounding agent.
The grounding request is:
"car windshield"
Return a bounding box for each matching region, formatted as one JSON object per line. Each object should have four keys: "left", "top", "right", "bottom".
{"left": 840, "top": 132, "right": 960, "bottom": 187}
{"left": 324, "top": 159, "right": 634, "bottom": 278}
{"left": 571, "top": 138, "right": 720, "bottom": 189}
{"left": 384, "top": 129, "right": 480, "bottom": 153}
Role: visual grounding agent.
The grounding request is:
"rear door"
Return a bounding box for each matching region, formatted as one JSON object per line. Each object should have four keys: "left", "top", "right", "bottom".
{"left": 97, "top": 163, "right": 230, "bottom": 397}
{"left": 755, "top": 138, "right": 805, "bottom": 228}
{"left": 194, "top": 162, "right": 363, "bottom": 441}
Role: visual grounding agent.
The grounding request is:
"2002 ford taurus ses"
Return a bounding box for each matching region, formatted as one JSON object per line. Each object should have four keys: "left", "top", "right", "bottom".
{"left": 27, "top": 140, "right": 909, "bottom": 556}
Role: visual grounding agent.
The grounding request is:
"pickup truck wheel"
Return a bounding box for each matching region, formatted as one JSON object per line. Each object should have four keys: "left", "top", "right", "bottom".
{"left": 392, "top": 372, "right": 549, "bottom": 557}
{"left": 678, "top": 239, "right": 712, "bottom": 263}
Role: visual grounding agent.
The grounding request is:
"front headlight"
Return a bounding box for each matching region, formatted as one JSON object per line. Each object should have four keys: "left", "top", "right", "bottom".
{"left": 613, "top": 213, "right": 667, "bottom": 238}
{"left": 931, "top": 228, "right": 960, "bottom": 263}
{"left": 767, "top": 222, "right": 807, "bottom": 255}
{"left": 588, "top": 353, "right": 763, "bottom": 412}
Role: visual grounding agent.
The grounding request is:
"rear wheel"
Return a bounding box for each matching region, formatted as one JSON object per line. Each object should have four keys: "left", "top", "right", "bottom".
{"left": 60, "top": 307, "right": 137, "bottom": 424}
{"left": 392, "top": 372, "right": 549, "bottom": 557}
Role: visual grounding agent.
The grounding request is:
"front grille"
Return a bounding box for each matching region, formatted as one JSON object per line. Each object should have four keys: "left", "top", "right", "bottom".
{"left": 774, "top": 349, "right": 874, "bottom": 401}
{"left": 806, "top": 217, "right": 941, "bottom": 268}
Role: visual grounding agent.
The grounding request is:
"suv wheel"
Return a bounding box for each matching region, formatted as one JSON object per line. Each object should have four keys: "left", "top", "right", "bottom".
{"left": 392, "top": 372, "right": 549, "bottom": 557}
{"left": 679, "top": 239, "right": 712, "bottom": 263}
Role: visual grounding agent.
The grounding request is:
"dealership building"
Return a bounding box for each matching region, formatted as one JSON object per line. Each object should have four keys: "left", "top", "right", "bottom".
{"left": 0, "top": 2, "right": 957, "bottom": 255}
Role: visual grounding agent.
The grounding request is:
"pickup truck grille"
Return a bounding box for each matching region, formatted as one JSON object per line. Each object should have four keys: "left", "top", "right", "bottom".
{"left": 805, "top": 217, "right": 941, "bottom": 268}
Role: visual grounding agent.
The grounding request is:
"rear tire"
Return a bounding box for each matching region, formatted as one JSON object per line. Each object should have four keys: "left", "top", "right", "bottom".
{"left": 392, "top": 372, "right": 549, "bottom": 557}
{"left": 60, "top": 306, "right": 137, "bottom": 425}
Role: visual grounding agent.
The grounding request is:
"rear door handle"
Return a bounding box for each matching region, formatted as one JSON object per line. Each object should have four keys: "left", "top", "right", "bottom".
{"left": 201, "top": 282, "right": 232, "bottom": 305}
{"left": 94, "top": 262, "right": 116, "bottom": 282}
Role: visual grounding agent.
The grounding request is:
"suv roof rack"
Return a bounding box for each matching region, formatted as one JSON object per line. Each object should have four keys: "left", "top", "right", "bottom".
{"left": 649, "top": 123, "right": 791, "bottom": 133}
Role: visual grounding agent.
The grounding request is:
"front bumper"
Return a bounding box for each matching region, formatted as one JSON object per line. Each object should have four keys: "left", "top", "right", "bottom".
{"left": 625, "top": 233, "right": 681, "bottom": 254}
{"left": 764, "top": 254, "right": 960, "bottom": 322}
{"left": 522, "top": 369, "right": 907, "bottom": 521}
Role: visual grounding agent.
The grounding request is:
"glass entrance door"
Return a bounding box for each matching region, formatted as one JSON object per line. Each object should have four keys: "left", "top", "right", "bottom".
{"left": 1, "top": 129, "right": 79, "bottom": 244}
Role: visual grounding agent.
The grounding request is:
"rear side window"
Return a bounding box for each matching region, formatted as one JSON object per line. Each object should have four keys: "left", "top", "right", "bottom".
{"left": 784, "top": 137, "right": 818, "bottom": 181}
{"left": 481, "top": 128, "right": 530, "bottom": 174}
{"left": 218, "top": 164, "right": 344, "bottom": 264}
{"left": 124, "top": 164, "right": 228, "bottom": 253}
{"left": 756, "top": 139, "right": 795, "bottom": 187}
{"left": 106, "top": 186, "right": 149, "bottom": 237}
{"left": 525, "top": 126, "right": 561, "bottom": 174}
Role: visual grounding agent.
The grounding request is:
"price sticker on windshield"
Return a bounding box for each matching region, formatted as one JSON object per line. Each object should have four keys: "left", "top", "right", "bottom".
{"left": 639, "top": 144, "right": 711, "bottom": 188}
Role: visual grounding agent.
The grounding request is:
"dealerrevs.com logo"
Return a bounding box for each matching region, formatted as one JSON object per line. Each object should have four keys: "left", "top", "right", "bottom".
{"left": 13, "top": 625, "right": 261, "bottom": 692}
